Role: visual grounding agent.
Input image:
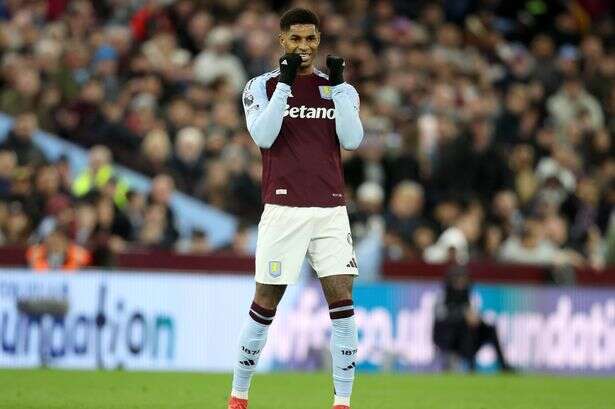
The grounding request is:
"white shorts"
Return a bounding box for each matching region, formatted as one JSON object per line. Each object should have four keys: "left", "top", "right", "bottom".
{"left": 255, "top": 204, "right": 358, "bottom": 285}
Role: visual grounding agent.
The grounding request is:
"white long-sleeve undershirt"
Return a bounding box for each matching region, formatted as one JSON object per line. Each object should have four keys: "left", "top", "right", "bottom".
{"left": 242, "top": 72, "right": 364, "bottom": 150}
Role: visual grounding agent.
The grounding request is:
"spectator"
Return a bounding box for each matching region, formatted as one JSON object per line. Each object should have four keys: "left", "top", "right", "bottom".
{"left": 0, "top": 112, "right": 47, "bottom": 167}
{"left": 498, "top": 217, "right": 584, "bottom": 267}
{"left": 224, "top": 143, "right": 260, "bottom": 222}
{"left": 89, "top": 196, "right": 131, "bottom": 266}
{"left": 343, "top": 137, "right": 388, "bottom": 194}
{"left": 176, "top": 229, "right": 212, "bottom": 254}
{"left": 562, "top": 177, "right": 602, "bottom": 249}
{"left": 170, "top": 127, "right": 205, "bottom": 195}
{"left": 0, "top": 68, "right": 42, "bottom": 117}
{"left": 54, "top": 80, "right": 106, "bottom": 147}
{"left": 138, "top": 203, "right": 175, "bottom": 249}
{"left": 529, "top": 34, "right": 560, "bottom": 95}
{"left": 196, "top": 159, "right": 229, "bottom": 209}
{"left": 72, "top": 145, "right": 129, "bottom": 207}
{"left": 91, "top": 44, "right": 121, "bottom": 101}
{"left": 26, "top": 227, "right": 91, "bottom": 271}
{"left": 494, "top": 84, "right": 532, "bottom": 148}
{"left": 2, "top": 201, "right": 31, "bottom": 246}
{"left": 490, "top": 190, "right": 524, "bottom": 237}
{"left": 547, "top": 74, "right": 604, "bottom": 140}
{"left": 0, "top": 0, "right": 611, "bottom": 269}
{"left": 32, "top": 165, "right": 70, "bottom": 225}
{"left": 424, "top": 212, "right": 482, "bottom": 264}
{"left": 509, "top": 144, "right": 538, "bottom": 205}
{"left": 533, "top": 145, "right": 578, "bottom": 209}
{"left": 0, "top": 150, "right": 17, "bottom": 199}
{"left": 8, "top": 167, "right": 36, "bottom": 222}
{"left": 350, "top": 181, "right": 385, "bottom": 245}
{"left": 179, "top": 10, "right": 213, "bottom": 56}
{"left": 606, "top": 216, "right": 615, "bottom": 266}
{"left": 384, "top": 181, "right": 429, "bottom": 259}
{"left": 136, "top": 128, "right": 172, "bottom": 177}
{"left": 164, "top": 98, "right": 196, "bottom": 141}
{"left": 54, "top": 154, "right": 73, "bottom": 193}
{"left": 481, "top": 224, "right": 505, "bottom": 261}
{"left": 431, "top": 197, "right": 463, "bottom": 234}
{"left": 146, "top": 174, "right": 178, "bottom": 246}
{"left": 598, "top": 180, "right": 615, "bottom": 234}
{"left": 193, "top": 26, "right": 246, "bottom": 94}
{"left": 141, "top": 31, "right": 192, "bottom": 83}
{"left": 124, "top": 190, "right": 147, "bottom": 240}
{"left": 74, "top": 200, "right": 97, "bottom": 246}
{"left": 220, "top": 221, "right": 253, "bottom": 256}
{"left": 434, "top": 116, "right": 513, "bottom": 205}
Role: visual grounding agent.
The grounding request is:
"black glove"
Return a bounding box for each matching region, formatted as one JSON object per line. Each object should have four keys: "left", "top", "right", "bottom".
{"left": 326, "top": 55, "right": 345, "bottom": 86}
{"left": 278, "top": 53, "right": 302, "bottom": 85}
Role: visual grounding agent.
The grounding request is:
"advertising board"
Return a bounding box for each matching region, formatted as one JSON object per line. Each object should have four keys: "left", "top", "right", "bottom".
{"left": 1, "top": 271, "right": 614, "bottom": 374}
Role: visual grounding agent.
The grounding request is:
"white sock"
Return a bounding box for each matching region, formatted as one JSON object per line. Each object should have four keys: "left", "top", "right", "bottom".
{"left": 334, "top": 395, "right": 351, "bottom": 406}
{"left": 329, "top": 300, "right": 357, "bottom": 404}
{"left": 230, "top": 302, "right": 275, "bottom": 398}
{"left": 231, "top": 389, "right": 248, "bottom": 400}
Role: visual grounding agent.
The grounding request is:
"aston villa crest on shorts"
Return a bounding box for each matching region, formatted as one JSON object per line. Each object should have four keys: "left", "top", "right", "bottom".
{"left": 269, "top": 261, "right": 282, "bottom": 278}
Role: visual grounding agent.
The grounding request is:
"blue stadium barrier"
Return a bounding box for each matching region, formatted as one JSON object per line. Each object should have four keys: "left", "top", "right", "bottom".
{"left": 0, "top": 113, "right": 237, "bottom": 247}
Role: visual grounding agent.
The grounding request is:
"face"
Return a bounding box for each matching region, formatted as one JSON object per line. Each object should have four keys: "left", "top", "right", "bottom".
{"left": 279, "top": 24, "right": 320, "bottom": 69}
{"left": 391, "top": 187, "right": 423, "bottom": 218}
{"left": 151, "top": 175, "right": 174, "bottom": 204}
{"left": 46, "top": 231, "right": 68, "bottom": 254}
{"left": 14, "top": 113, "right": 37, "bottom": 139}
{"left": 89, "top": 148, "right": 110, "bottom": 171}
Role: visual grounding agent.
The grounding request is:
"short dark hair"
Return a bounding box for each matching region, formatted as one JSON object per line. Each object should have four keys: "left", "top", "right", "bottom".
{"left": 280, "top": 8, "right": 320, "bottom": 31}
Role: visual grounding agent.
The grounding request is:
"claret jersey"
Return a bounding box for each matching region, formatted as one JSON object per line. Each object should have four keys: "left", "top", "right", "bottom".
{"left": 242, "top": 68, "right": 362, "bottom": 207}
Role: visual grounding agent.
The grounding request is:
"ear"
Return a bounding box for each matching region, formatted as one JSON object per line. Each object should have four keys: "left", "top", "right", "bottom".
{"left": 279, "top": 32, "right": 286, "bottom": 48}
{"left": 315, "top": 31, "right": 321, "bottom": 46}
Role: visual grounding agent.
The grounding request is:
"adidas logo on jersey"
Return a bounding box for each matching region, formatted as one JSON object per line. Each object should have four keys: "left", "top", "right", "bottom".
{"left": 283, "top": 104, "right": 335, "bottom": 119}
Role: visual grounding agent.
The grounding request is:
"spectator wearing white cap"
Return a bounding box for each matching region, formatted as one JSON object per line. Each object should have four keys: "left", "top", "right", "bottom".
{"left": 349, "top": 181, "right": 386, "bottom": 282}
{"left": 424, "top": 212, "right": 482, "bottom": 265}
{"left": 170, "top": 127, "right": 205, "bottom": 195}
{"left": 547, "top": 74, "right": 604, "bottom": 140}
{"left": 193, "top": 26, "right": 247, "bottom": 94}
{"left": 350, "top": 181, "right": 385, "bottom": 244}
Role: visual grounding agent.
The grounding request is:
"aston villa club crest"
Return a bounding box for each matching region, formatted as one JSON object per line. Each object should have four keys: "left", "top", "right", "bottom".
{"left": 319, "top": 85, "right": 332, "bottom": 100}
{"left": 269, "top": 261, "right": 282, "bottom": 278}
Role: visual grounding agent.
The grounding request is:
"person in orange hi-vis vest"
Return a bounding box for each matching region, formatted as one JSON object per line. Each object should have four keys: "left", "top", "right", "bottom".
{"left": 26, "top": 227, "right": 91, "bottom": 272}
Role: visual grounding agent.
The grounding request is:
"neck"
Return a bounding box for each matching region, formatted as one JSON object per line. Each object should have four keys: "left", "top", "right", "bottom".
{"left": 297, "top": 64, "right": 314, "bottom": 76}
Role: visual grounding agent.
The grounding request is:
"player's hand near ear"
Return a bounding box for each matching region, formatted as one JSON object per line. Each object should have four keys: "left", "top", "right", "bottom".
{"left": 326, "top": 55, "right": 345, "bottom": 86}
{"left": 279, "top": 53, "right": 302, "bottom": 85}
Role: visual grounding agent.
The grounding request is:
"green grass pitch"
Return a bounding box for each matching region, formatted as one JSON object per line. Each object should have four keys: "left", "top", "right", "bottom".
{"left": 0, "top": 370, "right": 612, "bottom": 409}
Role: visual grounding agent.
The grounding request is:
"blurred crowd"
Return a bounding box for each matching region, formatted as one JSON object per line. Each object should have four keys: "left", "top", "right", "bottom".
{"left": 0, "top": 0, "right": 613, "bottom": 269}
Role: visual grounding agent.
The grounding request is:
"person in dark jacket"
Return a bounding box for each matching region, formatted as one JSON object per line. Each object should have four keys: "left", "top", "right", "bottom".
{"left": 0, "top": 112, "right": 47, "bottom": 167}
{"left": 433, "top": 115, "right": 513, "bottom": 206}
{"left": 433, "top": 265, "right": 513, "bottom": 372}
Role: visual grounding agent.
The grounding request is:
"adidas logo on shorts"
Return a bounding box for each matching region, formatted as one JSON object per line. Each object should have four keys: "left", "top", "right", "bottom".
{"left": 346, "top": 258, "right": 358, "bottom": 268}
